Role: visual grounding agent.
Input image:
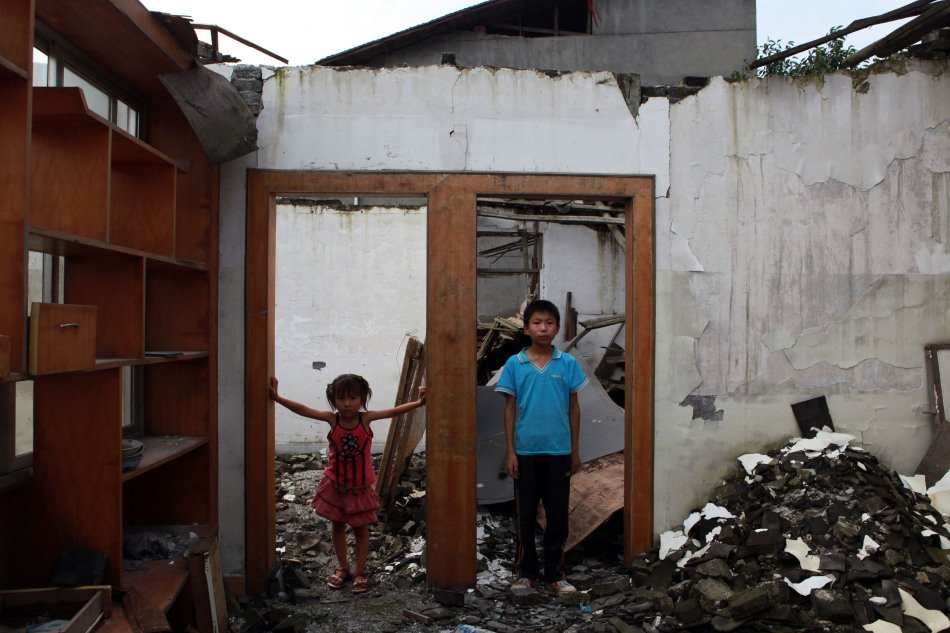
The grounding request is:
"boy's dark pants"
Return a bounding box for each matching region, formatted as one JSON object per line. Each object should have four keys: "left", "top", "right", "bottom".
{"left": 513, "top": 453, "right": 572, "bottom": 583}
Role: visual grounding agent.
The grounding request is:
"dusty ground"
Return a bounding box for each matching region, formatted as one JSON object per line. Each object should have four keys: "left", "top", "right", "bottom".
{"left": 231, "top": 453, "right": 629, "bottom": 633}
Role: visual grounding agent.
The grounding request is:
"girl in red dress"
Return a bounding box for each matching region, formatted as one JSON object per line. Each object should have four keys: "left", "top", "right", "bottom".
{"left": 269, "top": 373, "right": 427, "bottom": 593}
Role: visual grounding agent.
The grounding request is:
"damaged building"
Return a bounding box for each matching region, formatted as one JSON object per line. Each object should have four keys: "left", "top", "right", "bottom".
{"left": 1, "top": 0, "right": 950, "bottom": 631}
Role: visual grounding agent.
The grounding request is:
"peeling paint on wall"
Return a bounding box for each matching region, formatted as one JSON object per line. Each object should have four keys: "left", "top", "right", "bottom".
{"left": 781, "top": 276, "right": 950, "bottom": 371}
{"left": 680, "top": 394, "right": 724, "bottom": 421}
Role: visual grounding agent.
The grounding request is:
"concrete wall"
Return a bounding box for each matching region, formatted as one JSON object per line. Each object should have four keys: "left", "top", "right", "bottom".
{"left": 360, "top": 0, "right": 756, "bottom": 86}
{"left": 217, "top": 60, "right": 950, "bottom": 574}
{"left": 273, "top": 202, "right": 426, "bottom": 453}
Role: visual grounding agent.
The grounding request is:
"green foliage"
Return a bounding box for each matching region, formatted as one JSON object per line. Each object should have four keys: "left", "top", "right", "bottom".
{"left": 738, "top": 27, "right": 874, "bottom": 79}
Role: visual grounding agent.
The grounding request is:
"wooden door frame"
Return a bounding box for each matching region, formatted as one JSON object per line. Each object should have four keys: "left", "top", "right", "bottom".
{"left": 245, "top": 170, "right": 654, "bottom": 593}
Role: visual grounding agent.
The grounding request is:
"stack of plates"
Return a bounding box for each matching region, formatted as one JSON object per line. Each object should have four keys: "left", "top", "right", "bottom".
{"left": 122, "top": 439, "right": 144, "bottom": 472}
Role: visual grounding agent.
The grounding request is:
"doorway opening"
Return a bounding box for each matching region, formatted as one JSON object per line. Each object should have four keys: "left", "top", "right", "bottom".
{"left": 245, "top": 171, "right": 654, "bottom": 593}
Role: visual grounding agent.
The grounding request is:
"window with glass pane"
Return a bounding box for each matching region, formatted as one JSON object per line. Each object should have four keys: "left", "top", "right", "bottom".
{"left": 32, "top": 48, "right": 49, "bottom": 87}
{"left": 63, "top": 66, "right": 111, "bottom": 119}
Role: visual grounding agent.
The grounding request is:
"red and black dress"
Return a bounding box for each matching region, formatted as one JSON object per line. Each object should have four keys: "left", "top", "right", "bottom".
{"left": 311, "top": 413, "right": 378, "bottom": 527}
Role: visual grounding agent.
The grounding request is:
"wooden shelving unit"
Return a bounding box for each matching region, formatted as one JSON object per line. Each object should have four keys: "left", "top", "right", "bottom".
{"left": 0, "top": 0, "right": 218, "bottom": 599}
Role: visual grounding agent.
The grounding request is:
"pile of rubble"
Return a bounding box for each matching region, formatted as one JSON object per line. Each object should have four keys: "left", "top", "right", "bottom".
{"left": 599, "top": 431, "right": 950, "bottom": 632}
{"left": 234, "top": 431, "right": 949, "bottom": 633}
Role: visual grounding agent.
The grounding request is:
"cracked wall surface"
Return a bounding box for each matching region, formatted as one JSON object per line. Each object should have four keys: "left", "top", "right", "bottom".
{"left": 655, "top": 61, "right": 950, "bottom": 532}
{"left": 219, "top": 62, "right": 949, "bottom": 569}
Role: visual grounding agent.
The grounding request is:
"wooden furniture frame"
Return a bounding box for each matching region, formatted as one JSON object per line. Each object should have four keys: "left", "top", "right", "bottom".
{"left": 245, "top": 170, "right": 655, "bottom": 592}
{"left": 1, "top": 1, "right": 218, "bottom": 610}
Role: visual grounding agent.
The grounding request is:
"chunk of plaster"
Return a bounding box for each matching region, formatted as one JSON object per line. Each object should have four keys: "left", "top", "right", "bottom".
{"left": 785, "top": 538, "right": 821, "bottom": 572}
{"left": 738, "top": 453, "right": 772, "bottom": 474}
{"left": 783, "top": 575, "right": 833, "bottom": 596}
{"left": 898, "top": 588, "right": 950, "bottom": 632}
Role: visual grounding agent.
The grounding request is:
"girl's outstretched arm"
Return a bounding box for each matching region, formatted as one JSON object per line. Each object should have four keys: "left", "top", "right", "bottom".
{"left": 363, "top": 386, "right": 427, "bottom": 423}
{"left": 269, "top": 377, "right": 335, "bottom": 423}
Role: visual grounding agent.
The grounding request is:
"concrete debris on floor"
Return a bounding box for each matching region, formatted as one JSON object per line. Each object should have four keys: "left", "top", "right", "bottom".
{"left": 232, "top": 432, "right": 950, "bottom": 633}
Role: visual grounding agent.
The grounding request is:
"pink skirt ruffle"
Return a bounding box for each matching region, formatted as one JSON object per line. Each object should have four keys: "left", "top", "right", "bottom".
{"left": 311, "top": 475, "right": 378, "bottom": 527}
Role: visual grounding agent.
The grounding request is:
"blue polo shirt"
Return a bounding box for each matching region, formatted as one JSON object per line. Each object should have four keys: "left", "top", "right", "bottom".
{"left": 495, "top": 347, "right": 588, "bottom": 455}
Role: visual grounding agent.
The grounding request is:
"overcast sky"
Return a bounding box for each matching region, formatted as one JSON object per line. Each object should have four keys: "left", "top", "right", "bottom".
{"left": 143, "top": 1, "right": 913, "bottom": 67}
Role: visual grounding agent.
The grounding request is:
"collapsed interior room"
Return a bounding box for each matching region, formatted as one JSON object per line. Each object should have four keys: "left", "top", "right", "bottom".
{"left": 2, "top": 0, "right": 950, "bottom": 631}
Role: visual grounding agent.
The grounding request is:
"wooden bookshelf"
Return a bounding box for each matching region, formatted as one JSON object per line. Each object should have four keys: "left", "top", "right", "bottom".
{"left": 0, "top": 0, "right": 217, "bottom": 599}
{"left": 122, "top": 436, "right": 208, "bottom": 482}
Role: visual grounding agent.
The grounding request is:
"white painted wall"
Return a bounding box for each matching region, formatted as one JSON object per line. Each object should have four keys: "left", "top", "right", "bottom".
{"left": 274, "top": 202, "right": 427, "bottom": 453}
{"left": 218, "top": 60, "right": 950, "bottom": 574}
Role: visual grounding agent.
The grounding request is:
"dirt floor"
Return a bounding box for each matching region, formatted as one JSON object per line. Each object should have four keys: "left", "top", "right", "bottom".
{"left": 230, "top": 453, "right": 630, "bottom": 633}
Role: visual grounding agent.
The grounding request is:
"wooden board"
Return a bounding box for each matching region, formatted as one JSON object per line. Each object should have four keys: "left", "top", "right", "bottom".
{"left": 66, "top": 253, "right": 145, "bottom": 359}
{"left": 145, "top": 267, "right": 209, "bottom": 352}
{"left": 30, "top": 109, "right": 110, "bottom": 242}
{"left": 188, "top": 537, "right": 227, "bottom": 633}
{"left": 0, "top": 78, "right": 30, "bottom": 372}
{"left": 376, "top": 336, "right": 426, "bottom": 515}
{"left": 123, "top": 558, "right": 189, "bottom": 614}
{"left": 0, "top": 335, "right": 10, "bottom": 379}
{"left": 31, "top": 369, "right": 123, "bottom": 586}
{"left": 0, "top": 586, "right": 108, "bottom": 633}
{"left": 917, "top": 419, "right": 950, "bottom": 487}
{"left": 0, "top": 0, "right": 33, "bottom": 73}
{"left": 28, "top": 303, "right": 97, "bottom": 375}
{"left": 538, "top": 452, "right": 625, "bottom": 552}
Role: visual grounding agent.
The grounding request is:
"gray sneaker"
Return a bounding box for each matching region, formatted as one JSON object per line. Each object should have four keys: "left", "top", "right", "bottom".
{"left": 510, "top": 577, "right": 535, "bottom": 591}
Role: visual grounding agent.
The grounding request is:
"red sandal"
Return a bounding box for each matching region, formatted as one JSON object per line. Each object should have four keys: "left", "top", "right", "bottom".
{"left": 326, "top": 568, "right": 350, "bottom": 589}
{"left": 351, "top": 574, "right": 370, "bottom": 594}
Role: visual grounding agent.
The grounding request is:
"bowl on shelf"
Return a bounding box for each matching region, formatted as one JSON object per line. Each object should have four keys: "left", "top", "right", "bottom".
{"left": 122, "top": 439, "right": 144, "bottom": 458}
{"left": 122, "top": 439, "right": 144, "bottom": 472}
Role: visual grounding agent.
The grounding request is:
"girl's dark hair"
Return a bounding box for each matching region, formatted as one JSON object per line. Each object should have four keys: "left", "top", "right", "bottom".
{"left": 326, "top": 373, "right": 372, "bottom": 410}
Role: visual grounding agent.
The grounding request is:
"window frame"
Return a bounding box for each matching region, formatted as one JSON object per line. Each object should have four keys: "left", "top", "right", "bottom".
{"left": 34, "top": 24, "right": 146, "bottom": 138}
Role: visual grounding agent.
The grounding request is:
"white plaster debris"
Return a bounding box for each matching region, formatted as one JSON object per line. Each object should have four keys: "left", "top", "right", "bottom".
{"left": 927, "top": 469, "right": 950, "bottom": 517}
{"left": 900, "top": 473, "right": 928, "bottom": 496}
{"left": 677, "top": 542, "right": 711, "bottom": 568}
{"left": 858, "top": 535, "right": 880, "bottom": 560}
{"left": 683, "top": 512, "right": 701, "bottom": 534}
{"left": 898, "top": 588, "right": 950, "bottom": 632}
{"left": 659, "top": 530, "right": 689, "bottom": 560}
{"left": 863, "top": 621, "right": 902, "bottom": 633}
{"left": 738, "top": 453, "right": 772, "bottom": 474}
{"left": 869, "top": 597, "right": 887, "bottom": 605}
{"left": 784, "top": 538, "right": 821, "bottom": 572}
{"left": 783, "top": 575, "right": 834, "bottom": 596}
{"left": 700, "top": 503, "right": 735, "bottom": 520}
{"left": 706, "top": 526, "right": 722, "bottom": 543}
{"left": 785, "top": 430, "right": 856, "bottom": 455}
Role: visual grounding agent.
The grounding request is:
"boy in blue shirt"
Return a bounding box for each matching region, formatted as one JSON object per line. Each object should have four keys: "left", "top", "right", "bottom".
{"left": 496, "top": 299, "right": 588, "bottom": 594}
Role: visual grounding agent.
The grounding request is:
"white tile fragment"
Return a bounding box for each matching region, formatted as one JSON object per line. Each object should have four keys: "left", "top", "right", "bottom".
{"left": 700, "top": 503, "right": 736, "bottom": 520}
{"left": 784, "top": 538, "right": 821, "bottom": 572}
{"left": 863, "top": 621, "right": 902, "bottom": 633}
{"left": 738, "top": 453, "right": 772, "bottom": 474}
{"left": 706, "top": 526, "right": 722, "bottom": 543}
{"left": 659, "top": 530, "right": 688, "bottom": 560}
{"left": 926, "top": 469, "right": 950, "bottom": 517}
{"left": 900, "top": 474, "right": 928, "bottom": 495}
{"left": 785, "top": 430, "right": 855, "bottom": 454}
{"left": 783, "top": 575, "right": 834, "bottom": 595}
{"left": 898, "top": 587, "right": 950, "bottom": 632}
{"left": 677, "top": 542, "right": 710, "bottom": 568}
{"left": 869, "top": 596, "right": 886, "bottom": 605}
{"left": 683, "top": 512, "right": 701, "bottom": 534}
{"left": 858, "top": 535, "right": 880, "bottom": 560}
